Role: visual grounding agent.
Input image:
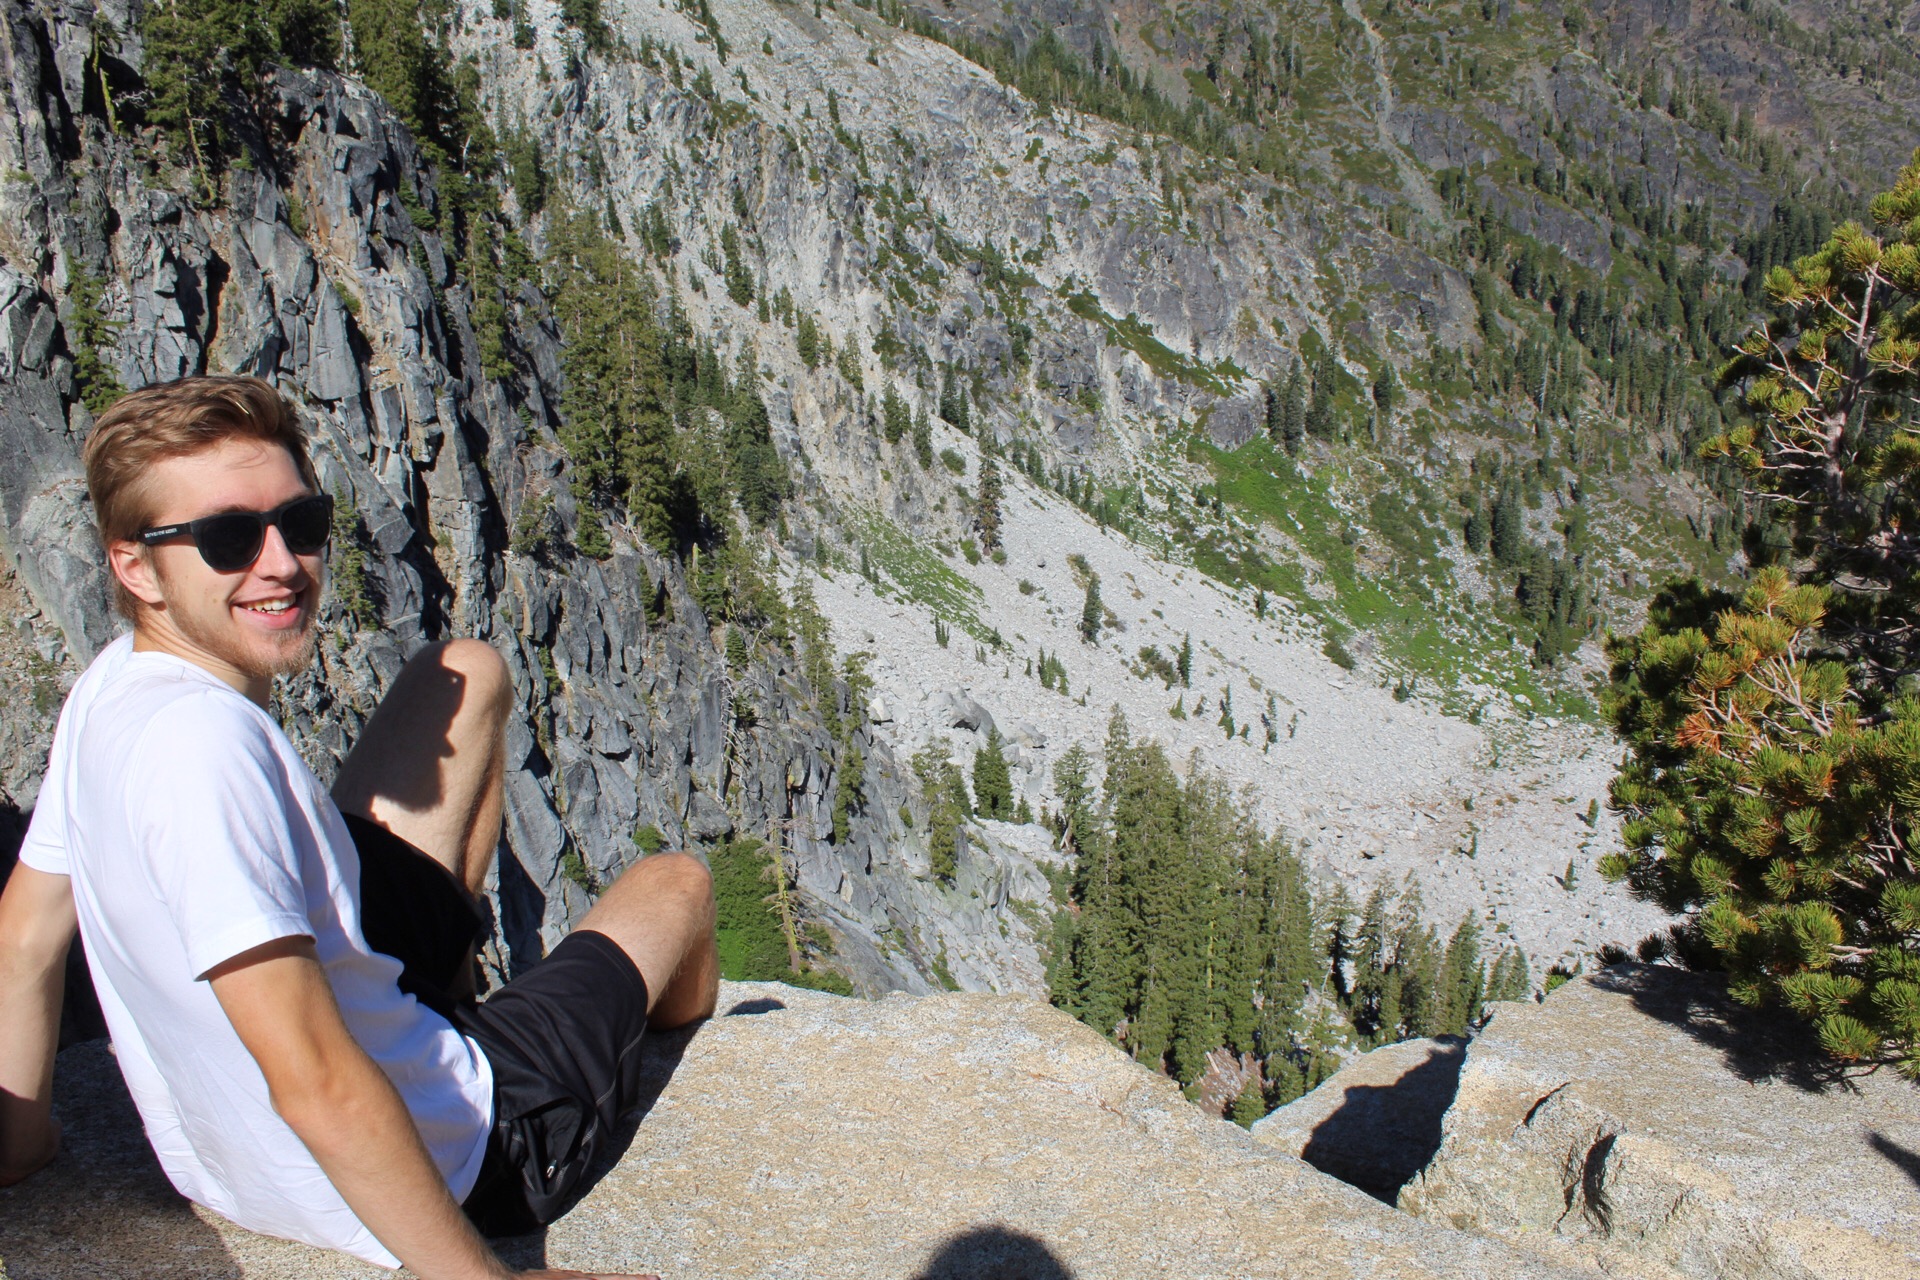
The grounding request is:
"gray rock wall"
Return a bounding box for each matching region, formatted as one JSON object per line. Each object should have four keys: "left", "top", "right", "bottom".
{"left": 0, "top": 0, "right": 1055, "bottom": 997}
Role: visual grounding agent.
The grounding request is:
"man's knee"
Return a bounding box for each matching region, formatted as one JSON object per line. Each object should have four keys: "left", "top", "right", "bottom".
{"left": 420, "top": 639, "right": 513, "bottom": 722}
{"left": 629, "top": 851, "right": 715, "bottom": 915}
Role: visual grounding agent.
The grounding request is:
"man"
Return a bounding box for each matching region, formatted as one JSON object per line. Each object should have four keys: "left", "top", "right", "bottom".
{"left": 0, "top": 375, "right": 718, "bottom": 1279}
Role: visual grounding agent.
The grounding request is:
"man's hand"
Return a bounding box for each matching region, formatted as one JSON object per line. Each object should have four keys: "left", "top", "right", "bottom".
{"left": 0, "top": 864, "right": 76, "bottom": 1186}
{"left": 210, "top": 936, "right": 517, "bottom": 1280}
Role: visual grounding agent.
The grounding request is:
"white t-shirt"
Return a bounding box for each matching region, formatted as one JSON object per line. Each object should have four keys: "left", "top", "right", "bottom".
{"left": 21, "top": 635, "right": 493, "bottom": 1268}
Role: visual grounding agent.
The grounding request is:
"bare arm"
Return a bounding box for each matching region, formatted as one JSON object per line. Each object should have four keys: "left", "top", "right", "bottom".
{"left": 209, "top": 938, "right": 653, "bottom": 1280}
{"left": 0, "top": 863, "right": 75, "bottom": 1186}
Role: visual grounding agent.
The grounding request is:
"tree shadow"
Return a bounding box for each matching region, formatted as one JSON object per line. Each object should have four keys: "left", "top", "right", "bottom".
{"left": 910, "top": 1225, "right": 1076, "bottom": 1280}
{"left": 1868, "top": 1131, "right": 1920, "bottom": 1191}
{"left": 1597, "top": 964, "right": 1854, "bottom": 1094}
{"left": 1298, "top": 1038, "right": 1466, "bottom": 1203}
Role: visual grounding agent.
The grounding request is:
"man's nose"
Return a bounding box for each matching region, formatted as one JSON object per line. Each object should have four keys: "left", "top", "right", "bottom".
{"left": 253, "top": 523, "right": 306, "bottom": 578}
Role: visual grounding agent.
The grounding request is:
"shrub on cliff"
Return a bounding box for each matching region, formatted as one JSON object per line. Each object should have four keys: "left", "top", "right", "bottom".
{"left": 1605, "top": 150, "right": 1920, "bottom": 1076}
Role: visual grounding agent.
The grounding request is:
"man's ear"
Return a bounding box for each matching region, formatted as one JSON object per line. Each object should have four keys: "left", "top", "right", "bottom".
{"left": 107, "top": 539, "right": 166, "bottom": 609}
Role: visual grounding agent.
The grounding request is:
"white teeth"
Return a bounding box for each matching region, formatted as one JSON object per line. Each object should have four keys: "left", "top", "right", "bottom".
{"left": 243, "top": 599, "right": 294, "bottom": 614}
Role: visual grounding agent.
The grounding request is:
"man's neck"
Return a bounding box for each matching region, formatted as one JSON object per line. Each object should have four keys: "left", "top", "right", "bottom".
{"left": 131, "top": 623, "right": 273, "bottom": 708}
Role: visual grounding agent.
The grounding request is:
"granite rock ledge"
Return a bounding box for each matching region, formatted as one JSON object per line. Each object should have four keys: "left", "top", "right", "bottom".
{"left": 0, "top": 982, "right": 1588, "bottom": 1280}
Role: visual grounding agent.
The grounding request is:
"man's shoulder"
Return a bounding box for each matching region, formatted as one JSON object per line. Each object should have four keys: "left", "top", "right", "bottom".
{"left": 70, "top": 646, "right": 274, "bottom": 763}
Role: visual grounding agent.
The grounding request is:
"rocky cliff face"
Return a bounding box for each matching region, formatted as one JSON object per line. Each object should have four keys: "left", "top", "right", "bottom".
{"left": 0, "top": 0, "right": 1072, "bottom": 997}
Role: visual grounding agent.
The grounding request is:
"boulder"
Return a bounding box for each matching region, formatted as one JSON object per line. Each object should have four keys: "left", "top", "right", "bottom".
{"left": 0, "top": 985, "right": 1592, "bottom": 1279}
{"left": 1400, "top": 965, "right": 1920, "bottom": 1280}
{"left": 1252, "top": 1036, "right": 1466, "bottom": 1202}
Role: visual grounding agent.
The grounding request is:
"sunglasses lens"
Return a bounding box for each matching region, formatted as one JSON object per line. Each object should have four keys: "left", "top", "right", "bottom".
{"left": 196, "top": 515, "right": 268, "bottom": 572}
{"left": 279, "top": 495, "right": 334, "bottom": 555}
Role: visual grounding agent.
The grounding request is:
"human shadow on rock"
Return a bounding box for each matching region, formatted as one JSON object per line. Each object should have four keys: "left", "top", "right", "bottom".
{"left": 1869, "top": 1131, "right": 1920, "bottom": 1191}
{"left": 911, "top": 1225, "right": 1075, "bottom": 1280}
{"left": 1599, "top": 963, "right": 1851, "bottom": 1094}
{"left": 1299, "top": 1039, "right": 1466, "bottom": 1203}
{"left": 0, "top": 1040, "right": 244, "bottom": 1280}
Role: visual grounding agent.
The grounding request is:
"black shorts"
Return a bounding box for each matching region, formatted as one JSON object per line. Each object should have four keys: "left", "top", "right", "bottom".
{"left": 347, "top": 814, "right": 650, "bottom": 1237}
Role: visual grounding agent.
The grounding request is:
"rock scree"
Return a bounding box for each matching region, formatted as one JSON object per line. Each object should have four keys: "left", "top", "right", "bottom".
{"left": 0, "top": 982, "right": 1594, "bottom": 1280}
{"left": 1398, "top": 965, "right": 1920, "bottom": 1280}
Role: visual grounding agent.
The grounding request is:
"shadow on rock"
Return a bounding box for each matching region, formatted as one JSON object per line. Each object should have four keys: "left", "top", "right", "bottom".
{"left": 0, "top": 1040, "right": 246, "bottom": 1279}
{"left": 1869, "top": 1130, "right": 1920, "bottom": 1191}
{"left": 911, "top": 1225, "right": 1075, "bottom": 1280}
{"left": 1598, "top": 964, "right": 1852, "bottom": 1094}
{"left": 1299, "top": 1039, "right": 1466, "bottom": 1202}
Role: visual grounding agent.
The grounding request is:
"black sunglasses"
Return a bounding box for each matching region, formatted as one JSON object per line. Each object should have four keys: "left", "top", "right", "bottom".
{"left": 138, "top": 493, "right": 335, "bottom": 573}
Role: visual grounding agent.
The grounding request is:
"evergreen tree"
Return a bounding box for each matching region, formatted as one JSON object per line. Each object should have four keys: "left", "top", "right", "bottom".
{"left": 796, "top": 313, "right": 821, "bottom": 369}
{"left": 1489, "top": 482, "right": 1525, "bottom": 566}
{"left": 721, "top": 224, "right": 754, "bottom": 307}
{"left": 1279, "top": 360, "right": 1307, "bottom": 452}
{"left": 908, "top": 404, "right": 933, "bottom": 469}
{"left": 143, "top": 0, "right": 339, "bottom": 171}
{"left": 1304, "top": 355, "right": 1336, "bottom": 439}
{"left": 913, "top": 742, "right": 970, "bottom": 882}
{"left": 544, "top": 208, "right": 675, "bottom": 552}
{"left": 1177, "top": 632, "right": 1193, "bottom": 687}
{"left": 1607, "top": 152, "right": 1920, "bottom": 1074}
{"left": 881, "top": 384, "right": 910, "bottom": 444}
{"left": 1080, "top": 571, "right": 1103, "bottom": 644}
{"left": 972, "top": 729, "right": 1013, "bottom": 819}
{"left": 65, "top": 266, "right": 125, "bottom": 415}
{"left": 835, "top": 338, "right": 865, "bottom": 392}
{"left": 831, "top": 744, "right": 864, "bottom": 844}
{"left": 976, "top": 452, "right": 1004, "bottom": 553}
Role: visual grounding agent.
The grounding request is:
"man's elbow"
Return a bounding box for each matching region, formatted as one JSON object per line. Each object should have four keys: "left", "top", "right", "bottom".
{"left": 263, "top": 1054, "right": 384, "bottom": 1147}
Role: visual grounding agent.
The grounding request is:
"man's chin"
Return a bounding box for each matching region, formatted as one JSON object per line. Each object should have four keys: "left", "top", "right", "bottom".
{"left": 241, "top": 623, "right": 320, "bottom": 683}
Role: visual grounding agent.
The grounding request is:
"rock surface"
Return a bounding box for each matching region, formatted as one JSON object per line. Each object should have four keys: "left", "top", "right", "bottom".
{"left": 1251, "top": 1034, "right": 1465, "bottom": 1203}
{"left": 0, "top": 983, "right": 1594, "bottom": 1280}
{"left": 1400, "top": 965, "right": 1920, "bottom": 1280}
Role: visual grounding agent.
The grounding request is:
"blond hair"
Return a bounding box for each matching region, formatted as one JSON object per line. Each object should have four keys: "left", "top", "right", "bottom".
{"left": 82, "top": 376, "right": 319, "bottom": 617}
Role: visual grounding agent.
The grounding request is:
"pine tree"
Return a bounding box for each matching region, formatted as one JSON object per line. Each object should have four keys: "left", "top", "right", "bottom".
{"left": 1304, "top": 356, "right": 1336, "bottom": 439}
{"left": 972, "top": 729, "right": 1013, "bottom": 819}
{"left": 720, "top": 224, "right": 754, "bottom": 307}
{"left": 881, "top": 384, "right": 910, "bottom": 443}
{"left": 911, "top": 404, "right": 933, "bottom": 469}
{"left": 1607, "top": 151, "right": 1920, "bottom": 1075}
{"left": 1079, "top": 572, "right": 1103, "bottom": 644}
{"left": 1177, "top": 632, "right": 1193, "bottom": 687}
{"left": 1489, "top": 482, "right": 1525, "bottom": 566}
{"left": 796, "top": 313, "right": 820, "bottom": 369}
{"left": 65, "top": 266, "right": 125, "bottom": 415}
{"left": 543, "top": 208, "right": 675, "bottom": 552}
{"left": 1279, "top": 360, "right": 1307, "bottom": 452}
{"left": 976, "top": 452, "right": 1004, "bottom": 553}
{"left": 831, "top": 744, "right": 864, "bottom": 844}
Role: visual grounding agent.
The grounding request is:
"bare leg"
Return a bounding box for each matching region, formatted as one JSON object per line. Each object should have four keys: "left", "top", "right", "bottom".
{"left": 578, "top": 853, "right": 720, "bottom": 1030}
{"left": 332, "top": 639, "right": 513, "bottom": 897}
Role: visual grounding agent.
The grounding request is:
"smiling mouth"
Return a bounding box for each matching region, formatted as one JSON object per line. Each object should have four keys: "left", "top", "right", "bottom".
{"left": 239, "top": 597, "right": 300, "bottom": 615}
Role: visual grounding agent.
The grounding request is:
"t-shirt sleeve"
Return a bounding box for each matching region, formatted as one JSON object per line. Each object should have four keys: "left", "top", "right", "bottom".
{"left": 132, "top": 691, "right": 318, "bottom": 980}
{"left": 18, "top": 725, "right": 72, "bottom": 877}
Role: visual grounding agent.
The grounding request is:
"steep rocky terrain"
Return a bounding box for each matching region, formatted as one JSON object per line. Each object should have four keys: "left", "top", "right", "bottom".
{"left": 1, "top": 0, "right": 1914, "bottom": 1048}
